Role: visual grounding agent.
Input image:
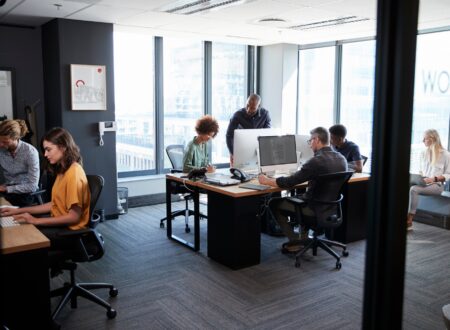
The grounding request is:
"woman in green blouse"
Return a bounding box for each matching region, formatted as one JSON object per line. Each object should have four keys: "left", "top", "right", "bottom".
{"left": 183, "top": 115, "right": 219, "bottom": 173}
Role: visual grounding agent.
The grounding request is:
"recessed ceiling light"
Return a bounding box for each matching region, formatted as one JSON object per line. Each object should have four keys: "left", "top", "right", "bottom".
{"left": 255, "top": 18, "right": 289, "bottom": 27}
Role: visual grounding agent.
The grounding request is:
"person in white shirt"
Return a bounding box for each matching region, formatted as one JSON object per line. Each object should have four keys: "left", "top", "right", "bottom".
{"left": 408, "top": 129, "right": 450, "bottom": 230}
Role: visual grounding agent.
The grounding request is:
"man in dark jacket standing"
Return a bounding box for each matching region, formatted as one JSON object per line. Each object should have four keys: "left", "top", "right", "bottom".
{"left": 226, "top": 93, "right": 271, "bottom": 165}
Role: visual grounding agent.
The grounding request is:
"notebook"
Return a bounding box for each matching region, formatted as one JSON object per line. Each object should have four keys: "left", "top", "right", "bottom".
{"left": 410, "top": 173, "right": 429, "bottom": 186}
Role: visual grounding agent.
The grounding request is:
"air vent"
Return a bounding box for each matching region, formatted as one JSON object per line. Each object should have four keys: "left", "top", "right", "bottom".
{"left": 157, "top": 0, "right": 255, "bottom": 15}
{"left": 258, "top": 18, "right": 287, "bottom": 23}
{"left": 289, "top": 16, "right": 370, "bottom": 30}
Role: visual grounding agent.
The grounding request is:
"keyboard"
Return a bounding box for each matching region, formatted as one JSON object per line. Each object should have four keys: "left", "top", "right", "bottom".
{"left": 239, "top": 183, "right": 272, "bottom": 191}
{"left": 0, "top": 216, "right": 19, "bottom": 228}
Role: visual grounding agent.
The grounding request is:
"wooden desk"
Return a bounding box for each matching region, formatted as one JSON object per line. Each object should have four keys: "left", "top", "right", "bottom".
{"left": 1, "top": 224, "right": 51, "bottom": 329}
{"left": 166, "top": 173, "right": 370, "bottom": 269}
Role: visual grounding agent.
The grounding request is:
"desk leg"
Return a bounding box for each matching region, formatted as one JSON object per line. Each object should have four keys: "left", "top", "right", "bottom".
{"left": 329, "top": 180, "right": 369, "bottom": 243}
{"left": 193, "top": 186, "right": 200, "bottom": 251}
{"left": 165, "top": 178, "right": 200, "bottom": 252}
{"left": 207, "top": 192, "right": 261, "bottom": 270}
{"left": 166, "top": 178, "right": 172, "bottom": 239}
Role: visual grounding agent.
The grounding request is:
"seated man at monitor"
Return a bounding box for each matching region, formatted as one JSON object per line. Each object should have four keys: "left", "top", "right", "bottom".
{"left": 258, "top": 127, "right": 348, "bottom": 253}
{"left": 329, "top": 124, "right": 363, "bottom": 173}
{"left": 226, "top": 93, "right": 271, "bottom": 165}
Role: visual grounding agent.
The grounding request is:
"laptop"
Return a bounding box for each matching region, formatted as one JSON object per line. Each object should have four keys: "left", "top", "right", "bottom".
{"left": 204, "top": 173, "right": 241, "bottom": 186}
{"left": 410, "top": 173, "right": 428, "bottom": 186}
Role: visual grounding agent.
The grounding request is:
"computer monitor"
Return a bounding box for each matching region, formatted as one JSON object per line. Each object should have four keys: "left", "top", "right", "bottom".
{"left": 258, "top": 135, "right": 298, "bottom": 174}
{"left": 295, "top": 135, "right": 314, "bottom": 166}
{"left": 233, "top": 128, "right": 280, "bottom": 172}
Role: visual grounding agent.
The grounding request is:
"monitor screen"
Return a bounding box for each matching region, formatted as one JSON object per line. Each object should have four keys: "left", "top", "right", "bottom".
{"left": 233, "top": 128, "right": 280, "bottom": 171}
{"left": 295, "top": 135, "right": 314, "bottom": 165}
{"left": 258, "top": 135, "right": 298, "bottom": 173}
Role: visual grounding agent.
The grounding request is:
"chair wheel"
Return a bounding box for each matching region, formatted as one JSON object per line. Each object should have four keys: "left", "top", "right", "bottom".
{"left": 185, "top": 227, "right": 191, "bottom": 233}
{"left": 295, "top": 259, "right": 301, "bottom": 268}
{"left": 160, "top": 223, "right": 165, "bottom": 228}
{"left": 107, "top": 308, "right": 117, "bottom": 319}
{"left": 109, "top": 288, "right": 118, "bottom": 297}
{"left": 336, "top": 261, "right": 342, "bottom": 270}
{"left": 342, "top": 250, "right": 349, "bottom": 257}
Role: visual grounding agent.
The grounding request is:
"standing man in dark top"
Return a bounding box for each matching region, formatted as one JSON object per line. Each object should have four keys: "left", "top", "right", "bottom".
{"left": 226, "top": 93, "right": 271, "bottom": 165}
{"left": 258, "top": 127, "right": 348, "bottom": 252}
{"left": 329, "top": 124, "right": 363, "bottom": 173}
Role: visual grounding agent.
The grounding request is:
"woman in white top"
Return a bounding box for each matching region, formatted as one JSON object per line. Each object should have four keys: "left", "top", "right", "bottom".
{"left": 408, "top": 129, "right": 450, "bottom": 230}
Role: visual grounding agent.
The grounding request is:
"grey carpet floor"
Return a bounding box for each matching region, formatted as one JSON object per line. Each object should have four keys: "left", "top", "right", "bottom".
{"left": 51, "top": 203, "right": 450, "bottom": 329}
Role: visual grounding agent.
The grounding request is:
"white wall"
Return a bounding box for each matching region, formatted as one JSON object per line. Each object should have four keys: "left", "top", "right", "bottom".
{"left": 260, "top": 43, "right": 298, "bottom": 134}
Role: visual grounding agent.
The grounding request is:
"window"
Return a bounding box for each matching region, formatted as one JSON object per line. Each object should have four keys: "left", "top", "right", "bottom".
{"left": 114, "top": 31, "right": 155, "bottom": 176}
{"left": 211, "top": 42, "right": 246, "bottom": 164}
{"left": 340, "top": 40, "right": 376, "bottom": 167}
{"left": 297, "top": 46, "right": 335, "bottom": 134}
{"left": 163, "top": 39, "right": 203, "bottom": 168}
{"left": 411, "top": 31, "right": 450, "bottom": 172}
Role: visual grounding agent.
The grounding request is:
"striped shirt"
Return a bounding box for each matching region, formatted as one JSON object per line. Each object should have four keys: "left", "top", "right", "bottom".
{"left": 0, "top": 140, "right": 40, "bottom": 193}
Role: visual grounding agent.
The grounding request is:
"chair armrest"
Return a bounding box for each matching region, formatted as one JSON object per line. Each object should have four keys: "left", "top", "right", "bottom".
{"left": 56, "top": 228, "right": 91, "bottom": 238}
{"left": 29, "top": 189, "right": 46, "bottom": 196}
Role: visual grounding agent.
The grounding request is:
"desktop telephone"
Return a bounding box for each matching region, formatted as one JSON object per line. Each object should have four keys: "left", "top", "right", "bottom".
{"left": 230, "top": 168, "right": 251, "bottom": 182}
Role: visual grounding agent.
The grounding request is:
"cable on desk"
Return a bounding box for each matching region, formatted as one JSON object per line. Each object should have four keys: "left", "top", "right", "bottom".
{"left": 182, "top": 179, "right": 195, "bottom": 193}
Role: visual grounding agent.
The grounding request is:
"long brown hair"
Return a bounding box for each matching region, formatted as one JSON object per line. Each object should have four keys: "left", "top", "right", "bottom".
{"left": 0, "top": 119, "right": 28, "bottom": 140}
{"left": 41, "top": 127, "right": 82, "bottom": 174}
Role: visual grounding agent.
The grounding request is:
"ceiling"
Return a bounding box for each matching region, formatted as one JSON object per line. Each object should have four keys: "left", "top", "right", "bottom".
{"left": 0, "top": 0, "right": 449, "bottom": 45}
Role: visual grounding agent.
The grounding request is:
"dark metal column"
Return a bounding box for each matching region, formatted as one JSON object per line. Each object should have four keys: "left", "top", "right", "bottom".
{"left": 363, "top": 0, "right": 419, "bottom": 328}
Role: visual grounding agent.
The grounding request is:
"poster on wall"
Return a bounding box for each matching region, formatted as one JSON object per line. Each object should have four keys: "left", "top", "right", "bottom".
{"left": 70, "top": 64, "right": 107, "bottom": 110}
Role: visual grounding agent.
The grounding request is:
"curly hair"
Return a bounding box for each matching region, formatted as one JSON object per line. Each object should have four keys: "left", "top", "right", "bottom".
{"left": 41, "top": 127, "right": 82, "bottom": 174}
{"left": 0, "top": 119, "right": 29, "bottom": 140}
{"left": 195, "top": 115, "right": 219, "bottom": 137}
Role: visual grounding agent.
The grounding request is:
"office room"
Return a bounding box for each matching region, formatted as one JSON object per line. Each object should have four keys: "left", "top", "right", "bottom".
{"left": 0, "top": 0, "right": 450, "bottom": 329}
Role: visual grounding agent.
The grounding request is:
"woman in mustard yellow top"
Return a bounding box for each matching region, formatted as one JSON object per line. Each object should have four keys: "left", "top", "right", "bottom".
{"left": 0, "top": 127, "right": 90, "bottom": 240}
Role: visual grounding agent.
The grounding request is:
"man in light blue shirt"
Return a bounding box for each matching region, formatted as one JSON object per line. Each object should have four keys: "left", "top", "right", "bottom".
{"left": 0, "top": 120, "right": 40, "bottom": 206}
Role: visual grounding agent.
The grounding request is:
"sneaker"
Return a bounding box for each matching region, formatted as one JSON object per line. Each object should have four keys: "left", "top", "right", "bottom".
{"left": 407, "top": 222, "right": 413, "bottom": 231}
{"left": 407, "top": 214, "right": 413, "bottom": 231}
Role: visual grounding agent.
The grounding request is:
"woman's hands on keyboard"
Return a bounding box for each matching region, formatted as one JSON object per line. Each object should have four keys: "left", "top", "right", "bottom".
{"left": 0, "top": 207, "right": 21, "bottom": 217}
{"left": 13, "top": 212, "right": 36, "bottom": 224}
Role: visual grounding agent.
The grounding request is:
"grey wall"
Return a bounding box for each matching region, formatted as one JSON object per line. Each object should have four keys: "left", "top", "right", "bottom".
{"left": 42, "top": 19, "right": 118, "bottom": 217}
{"left": 0, "top": 25, "right": 46, "bottom": 141}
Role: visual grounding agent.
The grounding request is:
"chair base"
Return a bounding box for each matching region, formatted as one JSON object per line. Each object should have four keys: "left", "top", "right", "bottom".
{"left": 294, "top": 233, "right": 348, "bottom": 269}
{"left": 51, "top": 267, "right": 118, "bottom": 320}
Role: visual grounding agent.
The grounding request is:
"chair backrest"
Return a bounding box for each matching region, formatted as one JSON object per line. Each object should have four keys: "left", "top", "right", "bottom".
{"left": 361, "top": 155, "right": 368, "bottom": 166}
{"left": 71, "top": 175, "right": 105, "bottom": 262}
{"left": 87, "top": 174, "right": 105, "bottom": 228}
{"left": 166, "top": 145, "right": 184, "bottom": 171}
{"left": 307, "top": 171, "right": 354, "bottom": 229}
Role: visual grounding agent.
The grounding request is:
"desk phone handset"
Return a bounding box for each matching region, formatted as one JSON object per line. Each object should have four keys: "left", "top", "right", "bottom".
{"left": 187, "top": 168, "right": 207, "bottom": 179}
{"left": 230, "top": 168, "right": 250, "bottom": 182}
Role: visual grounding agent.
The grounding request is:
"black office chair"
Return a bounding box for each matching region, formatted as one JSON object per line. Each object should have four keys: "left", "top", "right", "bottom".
{"left": 49, "top": 175, "right": 118, "bottom": 321}
{"left": 287, "top": 171, "right": 353, "bottom": 269}
{"left": 160, "top": 144, "right": 207, "bottom": 233}
{"left": 361, "top": 155, "right": 368, "bottom": 166}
